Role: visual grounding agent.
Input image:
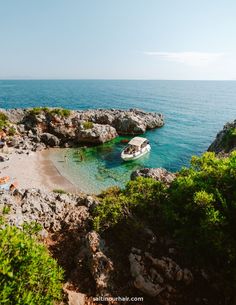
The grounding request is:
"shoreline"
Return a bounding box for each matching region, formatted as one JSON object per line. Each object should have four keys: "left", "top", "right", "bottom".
{"left": 0, "top": 149, "right": 80, "bottom": 193}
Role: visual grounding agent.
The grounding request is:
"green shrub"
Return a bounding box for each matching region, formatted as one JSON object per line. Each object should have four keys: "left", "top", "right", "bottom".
{"left": 82, "top": 121, "right": 94, "bottom": 129}
{"left": 53, "top": 189, "right": 67, "bottom": 194}
{"left": 0, "top": 112, "right": 8, "bottom": 130}
{"left": 8, "top": 126, "right": 16, "bottom": 136}
{"left": 95, "top": 151, "right": 236, "bottom": 279}
{"left": 222, "top": 127, "right": 236, "bottom": 151}
{"left": 50, "top": 108, "right": 71, "bottom": 118}
{"left": 0, "top": 224, "right": 63, "bottom": 305}
{"left": 2, "top": 205, "right": 11, "bottom": 215}
{"left": 28, "top": 107, "right": 71, "bottom": 118}
{"left": 93, "top": 177, "right": 166, "bottom": 231}
{"left": 163, "top": 151, "right": 236, "bottom": 263}
{"left": 28, "top": 107, "right": 43, "bottom": 115}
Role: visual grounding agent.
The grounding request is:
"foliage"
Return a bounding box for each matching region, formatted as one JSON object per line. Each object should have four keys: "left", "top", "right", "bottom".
{"left": 53, "top": 189, "right": 67, "bottom": 194}
{"left": 28, "top": 107, "right": 71, "bottom": 118}
{"left": 93, "top": 177, "right": 167, "bottom": 231}
{"left": 0, "top": 112, "right": 9, "bottom": 130}
{"left": 7, "top": 126, "right": 16, "bottom": 136}
{"left": 82, "top": 121, "right": 94, "bottom": 129}
{"left": 222, "top": 127, "right": 236, "bottom": 151}
{"left": 2, "top": 205, "right": 11, "bottom": 215}
{"left": 28, "top": 107, "right": 47, "bottom": 115}
{"left": 163, "top": 151, "right": 236, "bottom": 263}
{"left": 50, "top": 108, "right": 71, "bottom": 118}
{"left": 94, "top": 151, "right": 236, "bottom": 270}
{"left": 0, "top": 223, "right": 63, "bottom": 305}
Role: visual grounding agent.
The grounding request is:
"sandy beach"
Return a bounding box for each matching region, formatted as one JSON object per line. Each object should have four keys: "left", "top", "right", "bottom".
{"left": 0, "top": 149, "right": 79, "bottom": 193}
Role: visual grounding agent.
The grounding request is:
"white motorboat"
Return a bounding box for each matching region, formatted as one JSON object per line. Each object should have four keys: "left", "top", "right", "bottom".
{"left": 121, "top": 137, "right": 151, "bottom": 161}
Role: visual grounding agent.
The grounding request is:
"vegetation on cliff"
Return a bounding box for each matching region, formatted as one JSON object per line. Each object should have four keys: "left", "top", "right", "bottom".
{"left": 28, "top": 107, "right": 71, "bottom": 118}
{"left": 0, "top": 222, "right": 63, "bottom": 305}
{"left": 93, "top": 151, "right": 236, "bottom": 290}
{"left": 0, "top": 112, "right": 9, "bottom": 131}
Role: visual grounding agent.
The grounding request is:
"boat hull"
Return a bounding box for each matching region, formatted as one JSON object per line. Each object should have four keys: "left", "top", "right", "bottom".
{"left": 121, "top": 144, "right": 151, "bottom": 161}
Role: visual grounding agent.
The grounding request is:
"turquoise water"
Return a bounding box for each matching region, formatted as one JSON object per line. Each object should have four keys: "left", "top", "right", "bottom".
{"left": 1, "top": 80, "right": 236, "bottom": 193}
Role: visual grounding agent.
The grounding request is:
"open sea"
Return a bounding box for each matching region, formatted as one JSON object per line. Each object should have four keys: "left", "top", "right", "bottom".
{"left": 1, "top": 80, "right": 236, "bottom": 194}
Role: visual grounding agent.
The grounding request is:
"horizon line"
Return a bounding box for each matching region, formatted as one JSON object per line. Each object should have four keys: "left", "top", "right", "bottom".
{"left": 0, "top": 78, "right": 236, "bottom": 81}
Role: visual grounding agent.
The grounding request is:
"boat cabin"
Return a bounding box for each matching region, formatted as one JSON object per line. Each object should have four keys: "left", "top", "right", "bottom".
{"left": 124, "top": 137, "right": 149, "bottom": 154}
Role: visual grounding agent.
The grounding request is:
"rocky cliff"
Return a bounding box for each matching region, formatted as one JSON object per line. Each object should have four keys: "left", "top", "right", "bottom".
{"left": 0, "top": 108, "right": 164, "bottom": 151}
{"left": 208, "top": 119, "right": 236, "bottom": 155}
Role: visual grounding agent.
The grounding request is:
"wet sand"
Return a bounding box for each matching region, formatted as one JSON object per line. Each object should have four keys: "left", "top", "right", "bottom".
{"left": 0, "top": 149, "right": 79, "bottom": 193}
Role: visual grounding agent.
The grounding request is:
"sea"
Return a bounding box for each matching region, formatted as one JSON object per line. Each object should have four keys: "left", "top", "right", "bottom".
{"left": 1, "top": 80, "right": 236, "bottom": 194}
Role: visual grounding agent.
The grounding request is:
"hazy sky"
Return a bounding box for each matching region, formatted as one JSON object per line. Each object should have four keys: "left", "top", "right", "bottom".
{"left": 1, "top": 0, "right": 236, "bottom": 80}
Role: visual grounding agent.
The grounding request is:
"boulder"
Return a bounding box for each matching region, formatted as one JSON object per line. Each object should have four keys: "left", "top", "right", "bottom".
{"left": 129, "top": 249, "right": 193, "bottom": 303}
{"left": 77, "top": 123, "right": 118, "bottom": 144}
{"left": 131, "top": 167, "right": 176, "bottom": 185}
{"left": 40, "top": 133, "right": 60, "bottom": 147}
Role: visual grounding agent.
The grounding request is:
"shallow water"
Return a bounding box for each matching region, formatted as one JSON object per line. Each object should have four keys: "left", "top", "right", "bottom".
{"left": 1, "top": 80, "right": 236, "bottom": 193}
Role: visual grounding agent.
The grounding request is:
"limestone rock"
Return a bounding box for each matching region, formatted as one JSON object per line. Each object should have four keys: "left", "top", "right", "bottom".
{"left": 131, "top": 167, "right": 176, "bottom": 185}
{"left": 77, "top": 123, "right": 118, "bottom": 144}
{"left": 40, "top": 133, "right": 60, "bottom": 147}
{"left": 208, "top": 119, "right": 236, "bottom": 154}
{"left": 129, "top": 249, "right": 193, "bottom": 302}
{"left": 85, "top": 231, "right": 114, "bottom": 294}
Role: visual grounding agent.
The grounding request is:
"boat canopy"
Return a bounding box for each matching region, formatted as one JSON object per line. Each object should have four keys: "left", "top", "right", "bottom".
{"left": 128, "top": 137, "right": 147, "bottom": 147}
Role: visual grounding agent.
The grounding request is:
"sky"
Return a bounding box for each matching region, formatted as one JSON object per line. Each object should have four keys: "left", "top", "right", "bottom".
{"left": 0, "top": 0, "right": 236, "bottom": 80}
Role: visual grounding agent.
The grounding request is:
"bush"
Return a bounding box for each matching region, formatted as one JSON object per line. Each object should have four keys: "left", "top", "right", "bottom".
{"left": 8, "top": 126, "right": 16, "bottom": 136}
{"left": 82, "top": 121, "right": 94, "bottom": 129}
{"left": 0, "top": 224, "right": 63, "bottom": 305}
{"left": 53, "top": 189, "right": 67, "bottom": 194}
{"left": 222, "top": 127, "right": 236, "bottom": 151}
{"left": 28, "top": 107, "right": 44, "bottom": 115}
{"left": 93, "top": 177, "right": 166, "bottom": 231}
{"left": 0, "top": 112, "right": 8, "bottom": 130}
{"left": 94, "top": 151, "right": 236, "bottom": 278}
{"left": 163, "top": 151, "right": 236, "bottom": 263}
{"left": 50, "top": 108, "right": 71, "bottom": 118}
{"left": 28, "top": 107, "right": 71, "bottom": 118}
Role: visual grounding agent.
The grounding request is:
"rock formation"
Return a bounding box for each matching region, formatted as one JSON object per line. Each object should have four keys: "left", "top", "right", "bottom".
{"left": 129, "top": 248, "right": 193, "bottom": 304}
{"left": 208, "top": 120, "right": 236, "bottom": 154}
{"left": 0, "top": 108, "right": 164, "bottom": 151}
{"left": 131, "top": 167, "right": 176, "bottom": 185}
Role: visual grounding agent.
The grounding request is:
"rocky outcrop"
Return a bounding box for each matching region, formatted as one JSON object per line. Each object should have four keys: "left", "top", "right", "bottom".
{"left": 131, "top": 167, "right": 176, "bottom": 185}
{"left": 208, "top": 120, "right": 236, "bottom": 154}
{"left": 76, "top": 108, "right": 164, "bottom": 135}
{"left": 0, "top": 189, "right": 90, "bottom": 231}
{"left": 85, "top": 231, "right": 114, "bottom": 294}
{"left": 0, "top": 108, "right": 164, "bottom": 151}
{"left": 129, "top": 248, "right": 193, "bottom": 304}
{"left": 76, "top": 123, "right": 118, "bottom": 144}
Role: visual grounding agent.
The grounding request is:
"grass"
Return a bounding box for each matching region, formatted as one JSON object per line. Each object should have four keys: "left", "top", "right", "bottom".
{"left": 28, "top": 107, "right": 71, "bottom": 118}
{"left": 82, "top": 121, "right": 94, "bottom": 129}
{"left": 53, "top": 189, "right": 67, "bottom": 195}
